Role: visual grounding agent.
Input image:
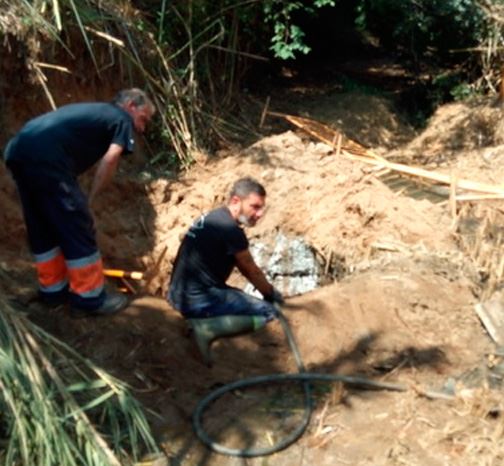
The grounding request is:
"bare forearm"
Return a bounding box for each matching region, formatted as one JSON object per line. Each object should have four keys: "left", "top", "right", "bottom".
{"left": 89, "top": 163, "right": 113, "bottom": 203}
{"left": 235, "top": 249, "right": 273, "bottom": 297}
{"left": 244, "top": 266, "right": 273, "bottom": 297}
{"left": 89, "top": 144, "right": 122, "bottom": 204}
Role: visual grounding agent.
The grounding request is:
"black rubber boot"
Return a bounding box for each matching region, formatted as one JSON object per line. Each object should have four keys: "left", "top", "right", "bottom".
{"left": 70, "top": 292, "right": 129, "bottom": 318}
{"left": 188, "top": 315, "right": 267, "bottom": 367}
{"left": 38, "top": 287, "right": 69, "bottom": 308}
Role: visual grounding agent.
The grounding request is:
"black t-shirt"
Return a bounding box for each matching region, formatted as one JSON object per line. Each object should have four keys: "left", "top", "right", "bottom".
{"left": 4, "top": 102, "right": 134, "bottom": 179}
{"left": 169, "top": 206, "right": 248, "bottom": 304}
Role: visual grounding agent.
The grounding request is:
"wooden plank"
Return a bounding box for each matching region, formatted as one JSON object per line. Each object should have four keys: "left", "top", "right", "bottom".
{"left": 282, "top": 114, "right": 387, "bottom": 162}
{"left": 341, "top": 150, "right": 504, "bottom": 195}
{"left": 474, "top": 298, "right": 504, "bottom": 345}
{"left": 281, "top": 111, "right": 504, "bottom": 196}
{"left": 456, "top": 194, "right": 504, "bottom": 201}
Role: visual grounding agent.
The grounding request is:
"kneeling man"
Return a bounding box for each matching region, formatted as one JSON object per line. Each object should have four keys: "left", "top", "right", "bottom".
{"left": 167, "top": 177, "right": 283, "bottom": 365}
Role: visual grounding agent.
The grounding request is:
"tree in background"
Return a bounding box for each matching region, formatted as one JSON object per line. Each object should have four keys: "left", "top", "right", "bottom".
{"left": 1, "top": 0, "right": 503, "bottom": 162}
{"left": 355, "top": 0, "right": 502, "bottom": 100}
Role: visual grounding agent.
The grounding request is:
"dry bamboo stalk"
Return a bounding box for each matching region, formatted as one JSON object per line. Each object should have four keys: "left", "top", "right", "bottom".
{"left": 336, "top": 133, "right": 342, "bottom": 156}
{"left": 341, "top": 150, "right": 504, "bottom": 195}
{"left": 496, "top": 254, "right": 504, "bottom": 282}
{"left": 456, "top": 193, "right": 504, "bottom": 201}
{"left": 331, "top": 132, "right": 338, "bottom": 147}
{"left": 394, "top": 187, "right": 408, "bottom": 197}
{"left": 500, "top": 64, "right": 504, "bottom": 104}
{"left": 324, "top": 249, "right": 333, "bottom": 276}
{"left": 34, "top": 65, "right": 57, "bottom": 110}
{"left": 120, "top": 277, "right": 136, "bottom": 294}
{"left": 370, "top": 167, "right": 392, "bottom": 177}
{"left": 142, "top": 245, "right": 168, "bottom": 291}
{"left": 450, "top": 171, "right": 459, "bottom": 229}
{"left": 281, "top": 112, "right": 504, "bottom": 197}
{"left": 84, "top": 26, "right": 125, "bottom": 47}
{"left": 474, "top": 214, "right": 489, "bottom": 264}
{"left": 485, "top": 249, "right": 501, "bottom": 298}
{"left": 259, "top": 96, "right": 270, "bottom": 128}
{"left": 33, "top": 62, "right": 71, "bottom": 73}
{"left": 281, "top": 114, "right": 386, "bottom": 161}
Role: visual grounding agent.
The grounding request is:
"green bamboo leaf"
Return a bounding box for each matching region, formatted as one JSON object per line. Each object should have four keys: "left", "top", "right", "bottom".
{"left": 67, "top": 379, "right": 109, "bottom": 392}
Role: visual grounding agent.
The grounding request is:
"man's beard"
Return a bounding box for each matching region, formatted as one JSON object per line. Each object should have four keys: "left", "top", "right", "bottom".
{"left": 238, "top": 214, "right": 255, "bottom": 227}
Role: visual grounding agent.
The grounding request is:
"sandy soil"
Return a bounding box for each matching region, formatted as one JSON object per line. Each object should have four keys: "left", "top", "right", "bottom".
{"left": 2, "top": 86, "right": 504, "bottom": 465}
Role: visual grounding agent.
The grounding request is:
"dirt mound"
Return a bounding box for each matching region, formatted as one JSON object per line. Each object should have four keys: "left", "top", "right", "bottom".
{"left": 265, "top": 89, "right": 417, "bottom": 149}
{"left": 390, "top": 97, "right": 504, "bottom": 168}
{"left": 140, "top": 131, "right": 456, "bottom": 295}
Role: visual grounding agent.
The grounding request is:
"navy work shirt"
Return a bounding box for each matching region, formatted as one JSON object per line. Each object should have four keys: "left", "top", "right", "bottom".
{"left": 4, "top": 102, "right": 135, "bottom": 180}
{"left": 169, "top": 206, "right": 249, "bottom": 307}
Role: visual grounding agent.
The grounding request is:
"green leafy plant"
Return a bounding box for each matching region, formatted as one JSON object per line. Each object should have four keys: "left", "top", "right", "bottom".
{"left": 263, "top": 0, "right": 336, "bottom": 59}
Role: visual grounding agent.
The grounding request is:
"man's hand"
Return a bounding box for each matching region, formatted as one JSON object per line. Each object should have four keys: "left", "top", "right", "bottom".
{"left": 264, "top": 286, "right": 284, "bottom": 305}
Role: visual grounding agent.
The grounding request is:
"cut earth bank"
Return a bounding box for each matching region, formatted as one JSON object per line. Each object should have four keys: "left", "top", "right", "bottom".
{"left": 2, "top": 95, "right": 504, "bottom": 465}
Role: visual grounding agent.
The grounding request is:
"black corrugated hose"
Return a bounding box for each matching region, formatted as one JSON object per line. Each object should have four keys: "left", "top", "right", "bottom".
{"left": 192, "top": 305, "right": 408, "bottom": 457}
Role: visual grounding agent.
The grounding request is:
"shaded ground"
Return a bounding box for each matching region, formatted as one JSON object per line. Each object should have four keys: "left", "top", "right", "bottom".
{"left": 2, "top": 60, "right": 504, "bottom": 465}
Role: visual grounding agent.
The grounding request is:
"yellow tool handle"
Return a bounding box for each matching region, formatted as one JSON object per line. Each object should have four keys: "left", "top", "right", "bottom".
{"left": 104, "top": 269, "right": 144, "bottom": 280}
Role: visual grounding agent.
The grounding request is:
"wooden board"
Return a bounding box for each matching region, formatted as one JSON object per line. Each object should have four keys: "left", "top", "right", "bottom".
{"left": 474, "top": 298, "right": 504, "bottom": 345}
{"left": 281, "top": 112, "right": 504, "bottom": 196}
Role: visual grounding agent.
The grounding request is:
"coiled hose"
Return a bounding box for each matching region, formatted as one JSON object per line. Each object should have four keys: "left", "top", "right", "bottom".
{"left": 192, "top": 306, "right": 408, "bottom": 457}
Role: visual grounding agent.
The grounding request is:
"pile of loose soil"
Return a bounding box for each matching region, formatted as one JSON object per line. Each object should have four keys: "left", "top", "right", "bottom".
{"left": 128, "top": 130, "right": 457, "bottom": 295}
{"left": 261, "top": 88, "right": 417, "bottom": 149}
{"left": 389, "top": 97, "right": 504, "bottom": 181}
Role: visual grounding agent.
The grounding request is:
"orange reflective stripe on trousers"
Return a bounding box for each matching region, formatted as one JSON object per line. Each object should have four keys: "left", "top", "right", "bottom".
{"left": 34, "top": 247, "right": 68, "bottom": 292}
{"left": 66, "top": 251, "right": 105, "bottom": 298}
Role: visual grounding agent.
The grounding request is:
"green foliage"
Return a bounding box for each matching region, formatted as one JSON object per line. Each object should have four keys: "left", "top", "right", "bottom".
{"left": 5, "top": 0, "right": 504, "bottom": 169}
{"left": 431, "top": 71, "right": 479, "bottom": 101}
{"left": 270, "top": 22, "right": 309, "bottom": 59}
{"left": 450, "top": 82, "right": 476, "bottom": 101}
{"left": 263, "top": 0, "right": 337, "bottom": 59}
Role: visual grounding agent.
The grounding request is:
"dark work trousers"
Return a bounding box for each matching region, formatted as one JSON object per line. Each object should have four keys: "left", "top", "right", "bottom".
{"left": 8, "top": 165, "right": 106, "bottom": 310}
{"left": 168, "top": 285, "right": 278, "bottom": 321}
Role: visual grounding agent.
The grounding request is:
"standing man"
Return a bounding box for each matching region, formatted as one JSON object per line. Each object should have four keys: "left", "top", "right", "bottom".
{"left": 3, "top": 88, "right": 155, "bottom": 317}
{"left": 168, "top": 177, "right": 283, "bottom": 366}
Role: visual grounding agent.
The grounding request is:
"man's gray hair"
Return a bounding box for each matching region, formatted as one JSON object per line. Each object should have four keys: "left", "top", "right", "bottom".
{"left": 113, "top": 88, "right": 155, "bottom": 113}
{"left": 230, "top": 177, "right": 266, "bottom": 199}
